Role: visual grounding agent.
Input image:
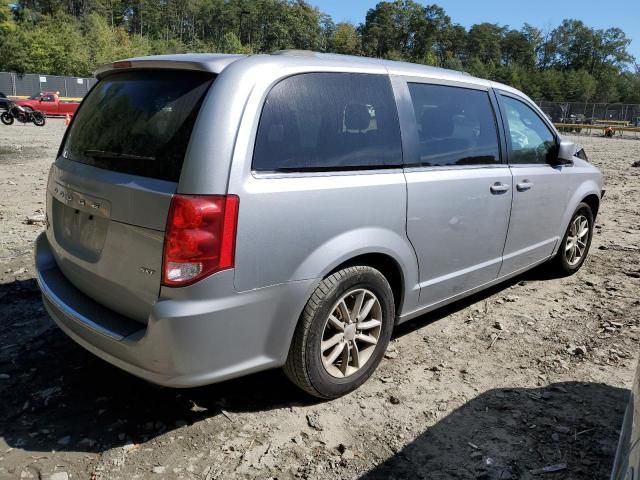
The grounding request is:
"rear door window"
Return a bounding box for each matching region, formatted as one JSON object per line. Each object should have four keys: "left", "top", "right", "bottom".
{"left": 63, "top": 70, "right": 215, "bottom": 182}
{"left": 407, "top": 83, "right": 500, "bottom": 167}
{"left": 253, "top": 73, "right": 402, "bottom": 171}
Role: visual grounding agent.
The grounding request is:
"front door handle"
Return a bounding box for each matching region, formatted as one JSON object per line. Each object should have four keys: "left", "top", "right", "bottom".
{"left": 516, "top": 180, "right": 534, "bottom": 192}
{"left": 490, "top": 182, "right": 510, "bottom": 194}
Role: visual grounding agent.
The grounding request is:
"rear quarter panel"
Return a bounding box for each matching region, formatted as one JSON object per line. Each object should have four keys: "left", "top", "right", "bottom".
{"left": 232, "top": 170, "right": 415, "bottom": 291}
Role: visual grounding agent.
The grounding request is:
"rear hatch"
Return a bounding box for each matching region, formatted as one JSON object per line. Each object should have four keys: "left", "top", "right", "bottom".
{"left": 46, "top": 69, "right": 215, "bottom": 324}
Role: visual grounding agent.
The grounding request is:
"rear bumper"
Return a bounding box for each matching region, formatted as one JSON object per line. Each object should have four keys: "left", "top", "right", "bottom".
{"left": 35, "top": 232, "right": 316, "bottom": 387}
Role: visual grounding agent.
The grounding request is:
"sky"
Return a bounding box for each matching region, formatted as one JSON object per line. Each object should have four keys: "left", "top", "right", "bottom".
{"left": 311, "top": 0, "right": 640, "bottom": 62}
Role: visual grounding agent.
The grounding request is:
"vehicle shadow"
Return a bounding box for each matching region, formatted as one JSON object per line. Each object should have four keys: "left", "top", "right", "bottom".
{"left": 0, "top": 262, "right": 576, "bottom": 456}
{"left": 0, "top": 278, "right": 315, "bottom": 455}
{"left": 360, "top": 382, "right": 628, "bottom": 480}
{"left": 393, "top": 262, "right": 560, "bottom": 339}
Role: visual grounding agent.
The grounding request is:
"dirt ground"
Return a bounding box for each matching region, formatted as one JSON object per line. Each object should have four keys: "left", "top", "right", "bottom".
{"left": 0, "top": 121, "right": 639, "bottom": 480}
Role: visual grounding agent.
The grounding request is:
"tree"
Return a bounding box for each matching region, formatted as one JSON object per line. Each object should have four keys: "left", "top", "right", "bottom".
{"left": 501, "top": 29, "right": 535, "bottom": 68}
{"left": 0, "top": 2, "right": 15, "bottom": 34}
{"left": 331, "top": 22, "right": 360, "bottom": 55}
{"left": 434, "top": 23, "right": 465, "bottom": 67}
{"left": 562, "top": 70, "right": 597, "bottom": 101}
{"left": 466, "top": 23, "right": 505, "bottom": 66}
{"left": 594, "top": 28, "right": 633, "bottom": 72}
{"left": 360, "top": 1, "right": 453, "bottom": 63}
{"left": 220, "top": 31, "right": 249, "bottom": 54}
{"left": 0, "top": 0, "right": 637, "bottom": 104}
{"left": 360, "top": 1, "right": 405, "bottom": 58}
{"left": 616, "top": 71, "right": 640, "bottom": 103}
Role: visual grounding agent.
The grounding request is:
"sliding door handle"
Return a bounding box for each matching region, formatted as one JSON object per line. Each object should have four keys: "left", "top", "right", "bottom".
{"left": 490, "top": 182, "right": 510, "bottom": 194}
{"left": 516, "top": 180, "right": 534, "bottom": 192}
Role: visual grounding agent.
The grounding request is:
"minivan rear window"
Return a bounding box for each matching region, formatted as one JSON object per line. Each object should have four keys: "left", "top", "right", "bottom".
{"left": 63, "top": 70, "right": 214, "bottom": 182}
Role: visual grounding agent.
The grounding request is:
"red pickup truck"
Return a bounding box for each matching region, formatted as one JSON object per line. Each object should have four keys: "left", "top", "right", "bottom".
{"left": 15, "top": 92, "right": 79, "bottom": 117}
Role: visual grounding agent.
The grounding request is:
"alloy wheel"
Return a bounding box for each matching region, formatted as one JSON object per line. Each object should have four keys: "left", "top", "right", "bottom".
{"left": 320, "top": 288, "right": 383, "bottom": 378}
{"left": 565, "top": 214, "right": 589, "bottom": 266}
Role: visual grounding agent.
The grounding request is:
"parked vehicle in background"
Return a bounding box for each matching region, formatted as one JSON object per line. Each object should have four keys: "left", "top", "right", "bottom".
{"left": 0, "top": 91, "right": 9, "bottom": 110}
{"left": 610, "top": 361, "right": 640, "bottom": 480}
{"left": 35, "top": 52, "right": 603, "bottom": 399}
{"left": 1, "top": 102, "right": 46, "bottom": 126}
{"left": 15, "top": 91, "right": 79, "bottom": 117}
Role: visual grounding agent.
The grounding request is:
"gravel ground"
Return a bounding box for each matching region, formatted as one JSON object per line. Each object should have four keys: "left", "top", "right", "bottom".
{"left": 0, "top": 121, "right": 639, "bottom": 480}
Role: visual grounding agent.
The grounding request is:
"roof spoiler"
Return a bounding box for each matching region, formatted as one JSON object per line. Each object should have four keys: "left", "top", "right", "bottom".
{"left": 94, "top": 54, "right": 246, "bottom": 79}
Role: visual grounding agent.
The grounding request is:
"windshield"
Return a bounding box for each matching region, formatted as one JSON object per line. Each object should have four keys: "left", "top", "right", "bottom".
{"left": 63, "top": 70, "right": 215, "bottom": 182}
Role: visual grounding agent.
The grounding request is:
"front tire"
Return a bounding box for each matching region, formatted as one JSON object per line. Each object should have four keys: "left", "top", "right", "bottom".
{"left": 32, "top": 112, "right": 46, "bottom": 126}
{"left": 1, "top": 112, "right": 13, "bottom": 125}
{"left": 284, "top": 266, "right": 395, "bottom": 399}
{"left": 551, "top": 202, "right": 594, "bottom": 275}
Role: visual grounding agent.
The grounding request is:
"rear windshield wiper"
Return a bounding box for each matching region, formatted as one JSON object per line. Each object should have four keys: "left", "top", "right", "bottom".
{"left": 84, "top": 150, "right": 156, "bottom": 161}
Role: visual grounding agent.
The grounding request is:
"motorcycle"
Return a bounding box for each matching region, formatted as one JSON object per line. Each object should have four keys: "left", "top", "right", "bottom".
{"left": 1, "top": 102, "right": 46, "bottom": 127}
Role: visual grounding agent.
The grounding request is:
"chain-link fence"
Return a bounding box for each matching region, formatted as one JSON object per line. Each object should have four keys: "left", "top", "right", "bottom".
{"left": 536, "top": 100, "right": 640, "bottom": 127}
{"left": 0, "top": 71, "right": 96, "bottom": 99}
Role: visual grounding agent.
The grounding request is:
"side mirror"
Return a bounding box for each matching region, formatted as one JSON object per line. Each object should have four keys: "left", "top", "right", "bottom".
{"left": 552, "top": 139, "right": 575, "bottom": 166}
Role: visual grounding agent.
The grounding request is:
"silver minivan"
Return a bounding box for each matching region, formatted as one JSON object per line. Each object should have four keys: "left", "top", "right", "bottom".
{"left": 35, "top": 51, "right": 603, "bottom": 398}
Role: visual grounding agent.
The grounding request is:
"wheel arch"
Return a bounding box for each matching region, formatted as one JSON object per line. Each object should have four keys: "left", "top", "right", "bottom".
{"left": 290, "top": 227, "right": 420, "bottom": 316}
{"left": 276, "top": 250, "right": 412, "bottom": 370}
{"left": 581, "top": 193, "right": 600, "bottom": 219}
{"left": 327, "top": 252, "right": 405, "bottom": 316}
{"left": 552, "top": 181, "right": 601, "bottom": 257}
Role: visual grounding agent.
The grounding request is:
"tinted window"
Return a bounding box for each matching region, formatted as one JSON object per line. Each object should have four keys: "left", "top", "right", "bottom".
{"left": 501, "top": 95, "right": 556, "bottom": 164}
{"left": 408, "top": 83, "right": 500, "bottom": 167}
{"left": 253, "top": 73, "right": 402, "bottom": 171}
{"left": 63, "top": 70, "right": 214, "bottom": 182}
{"left": 42, "top": 95, "right": 54, "bottom": 102}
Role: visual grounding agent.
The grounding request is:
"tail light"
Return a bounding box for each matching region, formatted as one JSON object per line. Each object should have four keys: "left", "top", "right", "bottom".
{"left": 162, "top": 194, "right": 239, "bottom": 287}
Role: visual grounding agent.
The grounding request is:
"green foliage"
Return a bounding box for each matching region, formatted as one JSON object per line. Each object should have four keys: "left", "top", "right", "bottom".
{"left": 466, "top": 22, "right": 506, "bottom": 66}
{"left": 0, "top": 2, "right": 15, "bottom": 34}
{"left": 220, "top": 32, "right": 248, "bottom": 54}
{"left": 331, "top": 22, "right": 360, "bottom": 55}
{"left": 616, "top": 71, "right": 640, "bottom": 103}
{"left": 562, "top": 70, "right": 597, "bottom": 101}
{"left": 0, "top": 0, "right": 637, "bottom": 102}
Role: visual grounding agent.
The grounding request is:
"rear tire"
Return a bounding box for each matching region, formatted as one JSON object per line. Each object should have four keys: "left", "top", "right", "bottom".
{"left": 550, "top": 202, "right": 594, "bottom": 275}
{"left": 284, "top": 266, "right": 395, "bottom": 399}
{"left": 1, "top": 112, "right": 13, "bottom": 125}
